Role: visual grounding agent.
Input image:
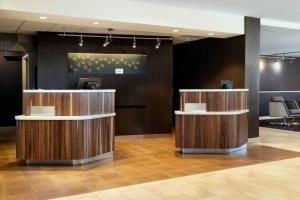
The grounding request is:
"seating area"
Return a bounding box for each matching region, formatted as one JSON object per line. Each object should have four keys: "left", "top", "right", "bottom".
{"left": 268, "top": 96, "right": 300, "bottom": 125}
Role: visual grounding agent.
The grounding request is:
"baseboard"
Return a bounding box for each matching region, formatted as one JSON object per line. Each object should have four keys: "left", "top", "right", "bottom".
{"left": 248, "top": 137, "right": 261, "bottom": 143}
{"left": 116, "top": 133, "right": 172, "bottom": 139}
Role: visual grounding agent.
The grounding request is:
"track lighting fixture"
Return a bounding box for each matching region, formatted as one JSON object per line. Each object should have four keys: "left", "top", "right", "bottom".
{"left": 58, "top": 33, "right": 173, "bottom": 48}
{"left": 155, "top": 38, "right": 161, "bottom": 49}
{"left": 103, "top": 35, "right": 110, "bottom": 47}
{"left": 260, "top": 55, "right": 296, "bottom": 64}
{"left": 132, "top": 37, "right": 136, "bottom": 49}
{"left": 78, "top": 35, "right": 83, "bottom": 47}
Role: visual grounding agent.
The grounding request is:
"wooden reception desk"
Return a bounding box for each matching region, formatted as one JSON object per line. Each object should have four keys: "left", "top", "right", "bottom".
{"left": 175, "top": 89, "right": 249, "bottom": 154}
{"left": 15, "top": 89, "right": 115, "bottom": 165}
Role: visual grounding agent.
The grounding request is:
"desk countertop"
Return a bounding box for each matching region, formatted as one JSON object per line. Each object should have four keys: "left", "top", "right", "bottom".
{"left": 179, "top": 89, "right": 248, "bottom": 92}
{"left": 15, "top": 113, "right": 116, "bottom": 120}
{"left": 175, "top": 110, "right": 249, "bottom": 115}
{"left": 24, "top": 89, "right": 116, "bottom": 93}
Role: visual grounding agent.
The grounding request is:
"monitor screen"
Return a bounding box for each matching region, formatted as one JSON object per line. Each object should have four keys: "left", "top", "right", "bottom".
{"left": 220, "top": 80, "right": 234, "bottom": 89}
{"left": 77, "top": 77, "right": 101, "bottom": 89}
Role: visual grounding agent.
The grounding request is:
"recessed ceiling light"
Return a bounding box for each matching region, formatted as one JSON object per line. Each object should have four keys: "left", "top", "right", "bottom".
{"left": 92, "top": 21, "right": 99, "bottom": 25}
{"left": 39, "top": 16, "right": 47, "bottom": 20}
{"left": 173, "top": 29, "right": 179, "bottom": 33}
{"left": 208, "top": 33, "right": 214, "bottom": 36}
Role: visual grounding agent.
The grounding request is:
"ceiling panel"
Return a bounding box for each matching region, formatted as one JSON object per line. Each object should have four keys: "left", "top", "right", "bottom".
{"left": 82, "top": 26, "right": 171, "bottom": 36}
{"left": 130, "top": 0, "right": 300, "bottom": 23}
{"left": 49, "top": 24, "right": 85, "bottom": 33}
{"left": 17, "top": 21, "right": 56, "bottom": 34}
{"left": 0, "top": 18, "right": 23, "bottom": 33}
{"left": 261, "top": 25, "right": 300, "bottom": 57}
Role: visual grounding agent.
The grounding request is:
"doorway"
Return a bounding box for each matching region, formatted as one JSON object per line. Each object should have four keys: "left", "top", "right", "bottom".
{"left": 0, "top": 51, "right": 23, "bottom": 140}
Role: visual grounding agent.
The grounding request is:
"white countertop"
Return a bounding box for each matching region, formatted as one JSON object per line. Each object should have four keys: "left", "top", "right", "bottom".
{"left": 179, "top": 89, "right": 248, "bottom": 92}
{"left": 175, "top": 110, "right": 249, "bottom": 115}
{"left": 24, "top": 89, "right": 116, "bottom": 93}
{"left": 15, "top": 113, "right": 116, "bottom": 120}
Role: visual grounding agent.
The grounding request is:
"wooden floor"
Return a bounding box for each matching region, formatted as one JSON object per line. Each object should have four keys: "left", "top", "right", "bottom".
{"left": 0, "top": 129, "right": 300, "bottom": 200}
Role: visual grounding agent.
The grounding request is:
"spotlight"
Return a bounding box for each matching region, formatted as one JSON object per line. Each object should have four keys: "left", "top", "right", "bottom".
{"left": 273, "top": 60, "right": 282, "bottom": 74}
{"left": 103, "top": 35, "right": 110, "bottom": 47}
{"left": 289, "top": 58, "right": 296, "bottom": 64}
{"left": 259, "top": 60, "right": 265, "bottom": 72}
{"left": 78, "top": 35, "right": 83, "bottom": 47}
{"left": 39, "top": 16, "right": 47, "bottom": 20}
{"left": 132, "top": 37, "right": 136, "bottom": 49}
{"left": 155, "top": 38, "right": 161, "bottom": 49}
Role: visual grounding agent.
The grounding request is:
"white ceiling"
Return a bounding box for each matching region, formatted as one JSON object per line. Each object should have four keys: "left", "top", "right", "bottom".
{"left": 129, "top": 0, "right": 300, "bottom": 23}
{"left": 2, "top": 0, "right": 300, "bottom": 50}
{"left": 261, "top": 25, "right": 300, "bottom": 57}
{"left": 0, "top": 17, "right": 214, "bottom": 44}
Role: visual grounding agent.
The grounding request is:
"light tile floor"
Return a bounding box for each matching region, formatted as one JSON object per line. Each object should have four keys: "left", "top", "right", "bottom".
{"left": 53, "top": 127, "right": 300, "bottom": 200}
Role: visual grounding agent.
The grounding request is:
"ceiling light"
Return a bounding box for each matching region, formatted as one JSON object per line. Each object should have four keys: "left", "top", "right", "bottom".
{"left": 273, "top": 60, "right": 282, "bottom": 74}
{"left": 78, "top": 35, "right": 83, "bottom": 47}
{"left": 103, "top": 35, "right": 110, "bottom": 47}
{"left": 208, "top": 33, "right": 214, "bottom": 36}
{"left": 155, "top": 38, "right": 161, "bottom": 49}
{"left": 259, "top": 60, "right": 265, "bottom": 72}
{"left": 39, "top": 16, "right": 47, "bottom": 20}
{"left": 92, "top": 21, "right": 99, "bottom": 25}
{"left": 132, "top": 37, "right": 136, "bottom": 49}
{"left": 173, "top": 29, "right": 179, "bottom": 33}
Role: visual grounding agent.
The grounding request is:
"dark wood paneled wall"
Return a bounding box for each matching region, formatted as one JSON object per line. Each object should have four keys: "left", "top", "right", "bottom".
{"left": 16, "top": 117, "right": 114, "bottom": 160}
{"left": 245, "top": 17, "right": 260, "bottom": 138}
{"left": 173, "top": 36, "right": 245, "bottom": 120}
{"left": 175, "top": 113, "right": 248, "bottom": 149}
{"left": 37, "top": 32, "right": 173, "bottom": 135}
{"left": 173, "top": 36, "right": 245, "bottom": 90}
{"left": 180, "top": 91, "right": 248, "bottom": 111}
{"left": 23, "top": 92, "right": 115, "bottom": 115}
{"left": 0, "top": 51, "right": 22, "bottom": 126}
{"left": 0, "top": 33, "right": 37, "bottom": 127}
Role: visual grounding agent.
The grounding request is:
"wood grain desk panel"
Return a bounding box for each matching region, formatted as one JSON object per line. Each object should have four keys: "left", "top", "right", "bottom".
{"left": 17, "top": 117, "right": 114, "bottom": 160}
{"left": 180, "top": 91, "right": 248, "bottom": 112}
{"left": 176, "top": 89, "right": 248, "bottom": 152}
{"left": 23, "top": 92, "right": 115, "bottom": 116}
{"left": 17, "top": 90, "right": 115, "bottom": 164}
{"left": 175, "top": 113, "right": 248, "bottom": 149}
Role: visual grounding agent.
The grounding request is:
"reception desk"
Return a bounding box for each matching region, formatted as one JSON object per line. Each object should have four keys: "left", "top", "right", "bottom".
{"left": 15, "top": 89, "right": 115, "bottom": 165}
{"left": 175, "top": 89, "right": 249, "bottom": 154}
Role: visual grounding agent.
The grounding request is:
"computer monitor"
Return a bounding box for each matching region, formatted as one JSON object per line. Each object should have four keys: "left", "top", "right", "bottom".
{"left": 220, "top": 80, "right": 234, "bottom": 89}
{"left": 77, "top": 77, "right": 101, "bottom": 89}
